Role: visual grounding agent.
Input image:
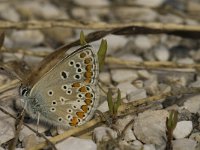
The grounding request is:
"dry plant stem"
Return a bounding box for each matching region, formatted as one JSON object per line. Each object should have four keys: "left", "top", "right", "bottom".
{"left": 0, "top": 107, "right": 56, "bottom": 149}
{"left": 0, "top": 79, "right": 20, "bottom": 94}
{"left": 0, "top": 20, "right": 200, "bottom": 32}
{"left": 9, "top": 110, "right": 25, "bottom": 150}
{"left": 106, "top": 57, "right": 200, "bottom": 70}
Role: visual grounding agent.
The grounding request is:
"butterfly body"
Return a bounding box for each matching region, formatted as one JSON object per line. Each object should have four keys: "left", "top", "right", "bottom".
{"left": 20, "top": 45, "right": 99, "bottom": 128}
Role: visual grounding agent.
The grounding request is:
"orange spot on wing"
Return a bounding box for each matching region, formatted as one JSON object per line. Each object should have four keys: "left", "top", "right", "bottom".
{"left": 81, "top": 105, "right": 88, "bottom": 113}
{"left": 72, "top": 82, "right": 81, "bottom": 88}
{"left": 70, "top": 117, "right": 78, "bottom": 126}
{"left": 84, "top": 72, "right": 93, "bottom": 78}
{"left": 85, "top": 99, "right": 92, "bottom": 105}
{"left": 76, "top": 112, "right": 85, "bottom": 119}
{"left": 80, "top": 52, "right": 86, "bottom": 58}
{"left": 85, "top": 93, "right": 92, "bottom": 98}
{"left": 84, "top": 78, "right": 91, "bottom": 83}
{"left": 79, "top": 86, "right": 87, "bottom": 92}
{"left": 84, "top": 58, "right": 92, "bottom": 64}
{"left": 86, "top": 65, "right": 92, "bottom": 71}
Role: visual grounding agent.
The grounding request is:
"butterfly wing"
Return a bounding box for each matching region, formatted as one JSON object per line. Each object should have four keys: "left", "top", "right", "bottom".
{"left": 26, "top": 45, "right": 99, "bottom": 128}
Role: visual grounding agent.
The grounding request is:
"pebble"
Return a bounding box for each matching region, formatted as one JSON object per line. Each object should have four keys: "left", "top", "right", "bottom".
{"left": 190, "top": 132, "right": 200, "bottom": 142}
{"left": 137, "top": 70, "right": 152, "bottom": 79}
{"left": 159, "top": 14, "right": 183, "bottom": 24}
{"left": 111, "top": 69, "right": 138, "bottom": 83}
{"left": 134, "top": 110, "right": 168, "bottom": 147}
{"left": 74, "top": 0, "right": 109, "bottom": 6}
{"left": 173, "top": 121, "right": 193, "bottom": 139}
{"left": 10, "top": 30, "right": 44, "bottom": 48}
{"left": 126, "top": 89, "right": 147, "bottom": 102}
{"left": 56, "top": 137, "right": 97, "bottom": 150}
{"left": 131, "top": 140, "right": 143, "bottom": 150}
{"left": 0, "top": 7, "right": 20, "bottom": 21}
{"left": 117, "top": 82, "right": 138, "bottom": 98}
{"left": 134, "top": 35, "right": 152, "bottom": 51}
{"left": 153, "top": 45, "right": 170, "bottom": 61}
{"left": 115, "top": 115, "right": 135, "bottom": 132}
{"left": 144, "top": 76, "right": 159, "bottom": 95}
{"left": 184, "top": 95, "right": 200, "bottom": 113}
{"left": 115, "top": 7, "right": 157, "bottom": 22}
{"left": 97, "top": 100, "right": 109, "bottom": 113}
{"left": 93, "top": 127, "right": 117, "bottom": 143}
{"left": 134, "top": 0, "right": 165, "bottom": 8}
{"left": 143, "top": 144, "right": 156, "bottom": 150}
{"left": 172, "top": 138, "right": 197, "bottom": 150}
{"left": 123, "top": 126, "right": 136, "bottom": 142}
{"left": 99, "top": 72, "right": 111, "bottom": 84}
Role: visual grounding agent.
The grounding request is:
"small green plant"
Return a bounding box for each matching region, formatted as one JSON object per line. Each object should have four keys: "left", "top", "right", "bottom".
{"left": 166, "top": 110, "right": 178, "bottom": 150}
{"left": 107, "top": 88, "right": 121, "bottom": 121}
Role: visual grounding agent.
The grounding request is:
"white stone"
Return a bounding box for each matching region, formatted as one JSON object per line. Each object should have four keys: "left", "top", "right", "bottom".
{"left": 184, "top": 95, "right": 200, "bottom": 113}
{"left": 116, "top": 115, "right": 135, "bottom": 132}
{"left": 135, "top": 0, "right": 165, "bottom": 7}
{"left": 132, "top": 80, "right": 144, "bottom": 88}
{"left": 190, "top": 132, "right": 200, "bottom": 142}
{"left": 189, "top": 80, "right": 200, "bottom": 88}
{"left": 111, "top": 69, "right": 138, "bottom": 83}
{"left": 97, "top": 100, "right": 109, "bottom": 113}
{"left": 173, "top": 121, "right": 193, "bottom": 139}
{"left": 134, "top": 110, "right": 168, "bottom": 146}
{"left": 154, "top": 45, "right": 170, "bottom": 61}
{"left": 99, "top": 72, "right": 111, "bottom": 83}
{"left": 56, "top": 137, "right": 96, "bottom": 150}
{"left": 117, "top": 82, "right": 138, "bottom": 98}
{"left": 137, "top": 70, "right": 152, "bottom": 79}
{"left": 144, "top": 77, "right": 159, "bottom": 95}
{"left": 123, "top": 126, "right": 136, "bottom": 142}
{"left": 11, "top": 30, "right": 44, "bottom": 48}
{"left": 134, "top": 35, "right": 152, "bottom": 50}
{"left": 143, "top": 144, "right": 156, "bottom": 150}
{"left": 132, "top": 140, "right": 143, "bottom": 150}
{"left": 126, "top": 89, "right": 147, "bottom": 102}
{"left": 0, "top": 8, "right": 20, "bottom": 21}
{"left": 93, "top": 127, "right": 117, "bottom": 143}
{"left": 177, "top": 57, "right": 194, "bottom": 64}
{"left": 172, "top": 138, "right": 197, "bottom": 150}
{"left": 74, "top": 0, "right": 109, "bottom": 6}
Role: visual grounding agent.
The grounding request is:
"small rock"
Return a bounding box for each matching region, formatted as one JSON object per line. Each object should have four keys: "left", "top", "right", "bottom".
{"left": 189, "top": 80, "right": 200, "bottom": 88}
{"left": 115, "top": 8, "right": 157, "bottom": 22}
{"left": 97, "top": 100, "right": 109, "bottom": 113}
{"left": 116, "top": 115, "right": 135, "bottom": 132}
{"left": 126, "top": 89, "right": 147, "bottom": 102}
{"left": 159, "top": 14, "right": 183, "bottom": 24}
{"left": 23, "top": 134, "right": 37, "bottom": 149}
{"left": 56, "top": 137, "right": 96, "bottom": 150}
{"left": 111, "top": 69, "right": 138, "bottom": 83}
{"left": 135, "top": 0, "right": 165, "bottom": 8}
{"left": 184, "top": 95, "right": 200, "bottom": 113}
{"left": 144, "top": 76, "right": 159, "bottom": 95}
{"left": 143, "top": 144, "right": 156, "bottom": 150}
{"left": 153, "top": 45, "right": 170, "bottom": 61}
{"left": 134, "top": 35, "right": 152, "bottom": 51}
{"left": 93, "top": 127, "right": 117, "bottom": 143}
{"left": 74, "top": 0, "right": 109, "bottom": 6}
{"left": 0, "top": 7, "right": 20, "bottom": 21}
{"left": 117, "top": 82, "right": 138, "bottom": 98}
{"left": 190, "top": 132, "right": 200, "bottom": 142}
{"left": 177, "top": 57, "right": 194, "bottom": 64}
{"left": 172, "top": 138, "right": 197, "bottom": 150}
{"left": 132, "top": 80, "right": 144, "bottom": 88}
{"left": 131, "top": 140, "right": 143, "bottom": 150}
{"left": 158, "top": 83, "right": 171, "bottom": 94}
{"left": 10, "top": 30, "right": 44, "bottom": 48}
{"left": 173, "top": 121, "right": 193, "bottom": 139}
{"left": 99, "top": 72, "right": 111, "bottom": 84}
{"left": 137, "top": 70, "right": 152, "bottom": 79}
{"left": 123, "top": 126, "right": 136, "bottom": 142}
{"left": 134, "top": 110, "right": 168, "bottom": 147}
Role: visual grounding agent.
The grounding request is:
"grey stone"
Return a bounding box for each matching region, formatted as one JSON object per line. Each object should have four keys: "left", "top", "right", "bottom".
{"left": 153, "top": 45, "right": 170, "bottom": 61}
{"left": 172, "top": 138, "right": 197, "bottom": 150}
{"left": 184, "top": 95, "right": 200, "bottom": 113}
{"left": 134, "top": 0, "right": 165, "bottom": 8}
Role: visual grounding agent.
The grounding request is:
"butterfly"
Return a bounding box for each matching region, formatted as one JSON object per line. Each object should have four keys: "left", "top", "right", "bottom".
{"left": 19, "top": 44, "right": 99, "bottom": 128}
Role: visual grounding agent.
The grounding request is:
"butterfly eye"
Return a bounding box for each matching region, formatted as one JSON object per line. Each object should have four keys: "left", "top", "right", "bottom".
{"left": 20, "top": 86, "right": 29, "bottom": 97}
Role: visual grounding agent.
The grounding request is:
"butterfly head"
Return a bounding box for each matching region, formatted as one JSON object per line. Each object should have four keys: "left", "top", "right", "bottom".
{"left": 19, "top": 84, "right": 31, "bottom": 97}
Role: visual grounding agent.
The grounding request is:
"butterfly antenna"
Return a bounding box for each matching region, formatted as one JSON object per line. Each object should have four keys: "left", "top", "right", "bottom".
{"left": 37, "top": 112, "right": 41, "bottom": 133}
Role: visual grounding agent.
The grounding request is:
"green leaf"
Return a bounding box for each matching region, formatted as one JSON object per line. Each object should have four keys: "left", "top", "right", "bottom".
{"left": 80, "top": 31, "right": 87, "bottom": 46}
{"left": 116, "top": 88, "right": 121, "bottom": 110}
{"left": 107, "top": 88, "right": 113, "bottom": 115}
{"left": 97, "top": 39, "right": 107, "bottom": 72}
